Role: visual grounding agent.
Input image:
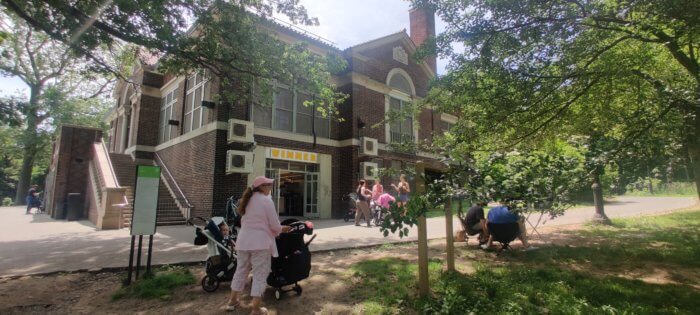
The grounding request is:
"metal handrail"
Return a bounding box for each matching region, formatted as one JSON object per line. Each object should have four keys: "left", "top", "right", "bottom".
{"left": 154, "top": 152, "right": 192, "bottom": 209}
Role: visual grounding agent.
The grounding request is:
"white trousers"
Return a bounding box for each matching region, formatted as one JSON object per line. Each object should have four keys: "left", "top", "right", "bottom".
{"left": 230, "top": 249, "right": 271, "bottom": 297}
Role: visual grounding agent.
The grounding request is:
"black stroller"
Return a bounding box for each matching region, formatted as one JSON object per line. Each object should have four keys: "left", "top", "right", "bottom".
{"left": 267, "top": 218, "right": 316, "bottom": 300}
{"left": 342, "top": 193, "right": 358, "bottom": 222}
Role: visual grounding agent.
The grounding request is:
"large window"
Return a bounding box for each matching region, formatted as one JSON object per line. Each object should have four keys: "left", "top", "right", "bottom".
{"left": 158, "top": 88, "right": 177, "bottom": 143}
{"left": 389, "top": 97, "right": 414, "bottom": 143}
{"left": 252, "top": 81, "right": 331, "bottom": 138}
{"left": 184, "top": 71, "right": 210, "bottom": 133}
{"left": 387, "top": 71, "right": 415, "bottom": 144}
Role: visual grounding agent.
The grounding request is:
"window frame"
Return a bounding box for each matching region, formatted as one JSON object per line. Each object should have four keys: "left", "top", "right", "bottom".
{"left": 183, "top": 70, "right": 209, "bottom": 134}
{"left": 250, "top": 80, "right": 331, "bottom": 138}
{"left": 158, "top": 88, "right": 177, "bottom": 144}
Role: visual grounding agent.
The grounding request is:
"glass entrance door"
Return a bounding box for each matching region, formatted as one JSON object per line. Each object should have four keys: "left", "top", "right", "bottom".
{"left": 265, "top": 168, "right": 280, "bottom": 213}
{"left": 304, "top": 173, "right": 319, "bottom": 218}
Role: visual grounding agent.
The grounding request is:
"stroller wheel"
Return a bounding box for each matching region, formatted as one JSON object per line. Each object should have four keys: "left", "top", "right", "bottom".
{"left": 343, "top": 215, "right": 350, "bottom": 222}
{"left": 201, "top": 275, "right": 220, "bottom": 292}
{"left": 275, "top": 289, "right": 283, "bottom": 300}
{"left": 293, "top": 284, "right": 302, "bottom": 296}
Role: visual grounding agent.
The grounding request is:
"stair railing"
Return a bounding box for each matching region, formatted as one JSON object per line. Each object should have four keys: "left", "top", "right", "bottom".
{"left": 154, "top": 152, "right": 193, "bottom": 220}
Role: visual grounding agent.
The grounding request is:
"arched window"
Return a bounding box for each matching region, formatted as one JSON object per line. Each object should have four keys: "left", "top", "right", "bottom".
{"left": 388, "top": 72, "right": 412, "bottom": 95}
{"left": 385, "top": 69, "right": 415, "bottom": 144}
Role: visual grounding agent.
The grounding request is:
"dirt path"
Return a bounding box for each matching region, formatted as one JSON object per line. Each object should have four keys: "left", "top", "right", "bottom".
{"left": 2, "top": 212, "right": 699, "bottom": 315}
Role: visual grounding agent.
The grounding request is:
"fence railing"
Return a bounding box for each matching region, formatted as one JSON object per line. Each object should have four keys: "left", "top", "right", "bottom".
{"left": 154, "top": 152, "right": 193, "bottom": 220}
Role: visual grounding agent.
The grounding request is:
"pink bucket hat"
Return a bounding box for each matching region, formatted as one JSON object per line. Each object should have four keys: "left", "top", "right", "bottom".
{"left": 252, "top": 176, "right": 274, "bottom": 189}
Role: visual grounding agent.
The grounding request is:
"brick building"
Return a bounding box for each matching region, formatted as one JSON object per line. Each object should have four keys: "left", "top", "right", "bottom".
{"left": 52, "top": 7, "right": 456, "bottom": 227}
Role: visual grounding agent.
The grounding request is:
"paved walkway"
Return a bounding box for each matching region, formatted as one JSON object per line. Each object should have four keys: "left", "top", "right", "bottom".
{"left": 0, "top": 196, "right": 696, "bottom": 277}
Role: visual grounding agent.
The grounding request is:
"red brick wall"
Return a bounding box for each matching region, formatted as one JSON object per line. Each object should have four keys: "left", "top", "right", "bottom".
{"left": 156, "top": 130, "right": 219, "bottom": 219}
{"left": 135, "top": 95, "right": 160, "bottom": 147}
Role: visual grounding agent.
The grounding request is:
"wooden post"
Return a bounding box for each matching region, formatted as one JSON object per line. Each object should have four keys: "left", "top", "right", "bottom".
{"left": 445, "top": 198, "right": 455, "bottom": 272}
{"left": 415, "top": 163, "right": 429, "bottom": 296}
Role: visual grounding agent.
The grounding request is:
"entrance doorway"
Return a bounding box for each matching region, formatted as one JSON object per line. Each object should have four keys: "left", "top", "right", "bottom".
{"left": 265, "top": 160, "right": 319, "bottom": 218}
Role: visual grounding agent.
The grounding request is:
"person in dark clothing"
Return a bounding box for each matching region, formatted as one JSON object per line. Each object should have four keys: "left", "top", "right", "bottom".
{"left": 463, "top": 202, "right": 489, "bottom": 244}
{"left": 26, "top": 185, "right": 42, "bottom": 214}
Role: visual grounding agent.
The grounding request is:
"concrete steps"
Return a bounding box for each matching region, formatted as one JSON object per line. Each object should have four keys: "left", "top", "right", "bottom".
{"left": 109, "top": 153, "right": 187, "bottom": 227}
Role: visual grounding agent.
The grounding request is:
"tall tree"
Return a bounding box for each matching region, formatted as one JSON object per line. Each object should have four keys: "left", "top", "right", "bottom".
{"left": 0, "top": 13, "right": 113, "bottom": 204}
{"left": 415, "top": 0, "right": 699, "bottom": 202}
{"left": 1, "top": 0, "right": 348, "bottom": 118}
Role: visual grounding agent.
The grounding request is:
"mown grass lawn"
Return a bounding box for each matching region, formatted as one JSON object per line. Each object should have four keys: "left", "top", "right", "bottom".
{"left": 349, "top": 208, "right": 700, "bottom": 314}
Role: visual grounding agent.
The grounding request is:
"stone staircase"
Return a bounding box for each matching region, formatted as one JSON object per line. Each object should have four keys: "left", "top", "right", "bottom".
{"left": 109, "top": 153, "right": 187, "bottom": 227}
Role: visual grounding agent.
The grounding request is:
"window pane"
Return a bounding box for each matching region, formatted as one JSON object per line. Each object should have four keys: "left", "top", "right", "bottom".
{"left": 402, "top": 117, "right": 413, "bottom": 135}
{"left": 389, "top": 73, "right": 412, "bottom": 94}
{"left": 275, "top": 109, "right": 293, "bottom": 132}
{"left": 185, "top": 92, "right": 193, "bottom": 113}
{"left": 314, "top": 117, "right": 329, "bottom": 138}
{"left": 276, "top": 88, "right": 293, "bottom": 110}
{"left": 390, "top": 98, "right": 401, "bottom": 111}
{"left": 253, "top": 103, "right": 272, "bottom": 128}
{"left": 270, "top": 160, "right": 288, "bottom": 169}
{"left": 184, "top": 113, "right": 192, "bottom": 132}
{"left": 203, "top": 81, "right": 211, "bottom": 101}
{"left": 296, "top": 114, "right": 312, "bottom": 135}
{"left": 193, "top": 108, "right": 201, "bottom": 130}
{"left": 297, "top": 93, "right": 312, "bottom": 114}
{"left": 194, "top": 87, "right": 202, "bottom": 108}
{"left": 187, "top": 75, "right": 196, "bottom": 88}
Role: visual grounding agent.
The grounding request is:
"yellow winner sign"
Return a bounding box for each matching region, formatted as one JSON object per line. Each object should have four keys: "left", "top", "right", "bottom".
{"left": 267, "top": 148, "right": 318, "bottom": 164}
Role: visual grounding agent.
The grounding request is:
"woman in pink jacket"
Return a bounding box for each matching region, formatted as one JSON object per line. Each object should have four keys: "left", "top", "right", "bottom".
{"left": 226, "top": 176, "right": 289, "bottom": 314}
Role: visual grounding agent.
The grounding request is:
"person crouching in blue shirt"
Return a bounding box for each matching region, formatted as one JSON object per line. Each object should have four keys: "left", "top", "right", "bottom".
{"left": 482, "top": 201, "right": 530, "bottom": 249}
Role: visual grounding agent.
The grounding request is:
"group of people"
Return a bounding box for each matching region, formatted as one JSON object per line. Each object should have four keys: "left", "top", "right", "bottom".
{"left": 462, "top": 200, "right": 531, "bottom": 250}
{"left": 353, "top": 175, "right": 411, "bottom": 227}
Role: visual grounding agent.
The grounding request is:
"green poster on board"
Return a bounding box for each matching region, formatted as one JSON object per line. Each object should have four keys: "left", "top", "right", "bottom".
{"left": 131, "top": 165, "right": 161, "bottom": 235}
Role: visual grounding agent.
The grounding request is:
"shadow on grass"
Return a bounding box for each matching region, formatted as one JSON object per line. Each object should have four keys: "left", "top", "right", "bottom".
{"left": 422, "top": 265, "right": 700, "bottom": 314}
{"left": 351, "top": 211, "right": 700, "bottom": 314}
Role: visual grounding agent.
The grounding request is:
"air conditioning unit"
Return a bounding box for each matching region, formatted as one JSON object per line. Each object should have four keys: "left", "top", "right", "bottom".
{"left": 360, "top": 162, "right": 378, "bottom": 180}
{"left": 226, "top": 150, "right": 254, "bottom": 174}
{"left": 359, "top": 137, "right": 378, "bottom": 156}
{"left": 227, "top": 119, "right": 254, "bottom": 143}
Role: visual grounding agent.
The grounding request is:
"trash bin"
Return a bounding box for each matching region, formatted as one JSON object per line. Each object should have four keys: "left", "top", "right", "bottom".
{"left": 66, "top": 193, "right": 83, "bottom": 221}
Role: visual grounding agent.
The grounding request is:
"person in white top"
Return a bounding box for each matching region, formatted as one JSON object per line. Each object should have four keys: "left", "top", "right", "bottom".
{"left": 225, "top": 176, "right": 290, "bottom": 314}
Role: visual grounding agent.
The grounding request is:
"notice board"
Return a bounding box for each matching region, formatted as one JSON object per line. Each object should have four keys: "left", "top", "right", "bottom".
{"left": 130, "top": 165, "right": 161, "bottom": 235}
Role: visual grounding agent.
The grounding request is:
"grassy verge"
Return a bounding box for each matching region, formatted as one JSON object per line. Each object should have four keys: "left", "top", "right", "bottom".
{"left": 350, "top": 209, "right": 700, "bottom": 314}
{"left": 349, "top": 257, "right": 443, "bottom": 314}
{"left": 623, "top": 182, "right": 697, "bottom": 197}
{"left": 112, "top": 267, "right": 195, "bottom": 301}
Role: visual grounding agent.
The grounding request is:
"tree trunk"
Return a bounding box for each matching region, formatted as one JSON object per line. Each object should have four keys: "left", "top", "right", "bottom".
{"left": 687, "top": 98, "right": 700, "bottom": 202}
{"left": 646, "top": 164, "right": 654, "bottom": 194}
{"left": 689, "top": 140, "right": 700, "bottom": 202}
{"left": 445, "top": 198, "right": 455, "bottom": 272}
{"left": 13, "top": 116, "right": 39, "bottom": 205}
{"left": 415, "top": 163, "right": 429, "bottom": 297}
{"left": 13, "top": 88, "right": 41, "bottom": 206}
{"left": 591, "top": 170, "right": 610, "bottom": 224}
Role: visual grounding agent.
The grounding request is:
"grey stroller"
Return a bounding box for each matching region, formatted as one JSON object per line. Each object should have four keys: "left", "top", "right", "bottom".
{"left": 192, "top": 216, "right": 238, "bottom": 292}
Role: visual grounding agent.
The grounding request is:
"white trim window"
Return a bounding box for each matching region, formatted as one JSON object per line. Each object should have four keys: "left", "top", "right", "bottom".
{"left": 386, "top": 70, "right": 416, "bottom": 144}
{"left": 252, "top": 81, "right": 331, "bottom": 138}
{"left": 184, "top": 70, "right": 210, "bottom": 134}
{"left": 158, "top": 88, "right": 177, "bottom": 144}
{"left": 389, "top": 97, "right": 414, "bottom": 143}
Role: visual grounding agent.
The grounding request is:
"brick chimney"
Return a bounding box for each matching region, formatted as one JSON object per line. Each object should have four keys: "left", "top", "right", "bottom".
{"left": 409, "top": 7, "right": 436, "bottom": 74}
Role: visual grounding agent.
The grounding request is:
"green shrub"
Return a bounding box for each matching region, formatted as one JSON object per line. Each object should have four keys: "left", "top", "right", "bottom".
{"left": 111, "top": 267, "right": 195, "bottom": 301}
{"left": 2, "top": 197, "right": 12, "bottom": 206}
